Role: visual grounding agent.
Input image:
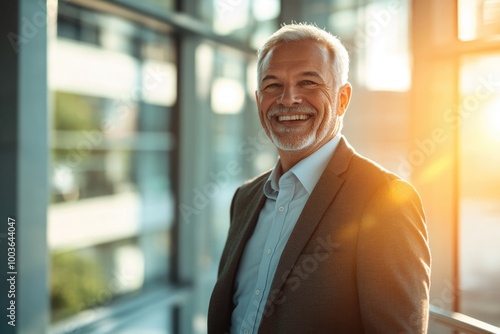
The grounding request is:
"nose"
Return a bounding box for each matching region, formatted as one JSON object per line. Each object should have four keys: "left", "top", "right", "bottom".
{"left": 277, "top": 85, "right": 302, "bottom": 107}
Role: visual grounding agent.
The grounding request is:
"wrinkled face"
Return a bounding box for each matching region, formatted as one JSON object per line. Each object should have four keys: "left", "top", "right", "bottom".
{"left": 256, "top": 40, "right": 351, "bottom": 156}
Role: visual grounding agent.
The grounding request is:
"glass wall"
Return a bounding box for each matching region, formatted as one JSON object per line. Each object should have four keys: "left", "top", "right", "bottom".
{"left": 411, "top": 0, "right": 500, "bottom": 332}
{"left": 49, "top": 2, "right": 176, "bottom": 327}
{"left": 459, "top": 54, "right": 500, "bottom": 326}
{"left": 456, "top": 0, "right": 500, "bottom": 327}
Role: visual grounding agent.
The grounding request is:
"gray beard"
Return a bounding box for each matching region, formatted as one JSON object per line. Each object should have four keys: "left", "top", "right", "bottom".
{"left": 270, "top": 129, "right": 316, "bottom": 151}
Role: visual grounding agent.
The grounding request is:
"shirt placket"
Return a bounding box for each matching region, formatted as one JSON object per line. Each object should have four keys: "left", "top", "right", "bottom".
{"left": 243, "top": 177, "right": 295, "bottom": 334}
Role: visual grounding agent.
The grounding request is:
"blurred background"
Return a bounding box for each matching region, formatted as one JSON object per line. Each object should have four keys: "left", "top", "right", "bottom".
{"left": 1, "top": 0, "right": 500, "bottom": 333}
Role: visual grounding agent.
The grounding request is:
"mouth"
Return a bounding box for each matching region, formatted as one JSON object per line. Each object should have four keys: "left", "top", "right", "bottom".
{"left": 266, "top": 106, "right": 316, "bottom": 128}
{"left": 275, "top": 114, "right": 311, "bottom": 122}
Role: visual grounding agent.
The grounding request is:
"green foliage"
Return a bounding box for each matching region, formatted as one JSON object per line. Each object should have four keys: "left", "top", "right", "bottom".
{"left": 54, "top": 91, "right": 98, "bottom": 131}
{"left": 50, "top": 251, "right": 108, "bottom": 322}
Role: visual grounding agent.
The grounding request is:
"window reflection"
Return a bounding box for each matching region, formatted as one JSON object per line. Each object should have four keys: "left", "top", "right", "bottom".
{"left": 49, "top": 5, "right": 175, "bottom": 322}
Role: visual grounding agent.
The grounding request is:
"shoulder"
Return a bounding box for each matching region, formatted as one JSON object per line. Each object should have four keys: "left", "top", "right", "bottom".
{"left": 348, "top": 153, "right": 402, "bottom": 189}
{"left": 345, "top": 153, "right": 427, "bottom": 240}
{"left": 331, "top": 137, "right": 401, "bottom": 187}
{"left": 332, "top": 138, "right": 423, "bottom": 213}
{"left": 350, "top": 153, "right": 422, "bottom": 205}
{"left": 336, "top": 137, "right": 418, "bottom": 194}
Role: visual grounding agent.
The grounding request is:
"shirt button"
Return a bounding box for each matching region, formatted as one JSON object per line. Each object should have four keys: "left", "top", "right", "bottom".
{"left": 278, "top": 206, "right": 284, "bottom": 212}
{"left": 243, "top": 330, "right": 249, "bottom": 334}
{"left": 255, "top": 289, "right": 261, "bottom": 295}
{"left": 267, "top": 249, "right": 272, "bottom": 254}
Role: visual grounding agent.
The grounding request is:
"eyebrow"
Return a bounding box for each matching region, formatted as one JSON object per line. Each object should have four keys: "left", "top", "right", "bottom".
{"left": 261, "top": 74, "right": 278, "bottom": 82}
{"left": 260, "top": 71, "right": 323, "bottom": 83}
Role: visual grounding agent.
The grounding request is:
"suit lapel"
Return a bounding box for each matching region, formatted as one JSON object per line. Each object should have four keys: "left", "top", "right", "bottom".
{"left": 268, "top": 137, "right": 355, "bottom": 294}
{"left": 208, "top": 175, "right": 268, "bottom": 333}
{"left": 223, "top": 184, "right": 267, "bottom": 280}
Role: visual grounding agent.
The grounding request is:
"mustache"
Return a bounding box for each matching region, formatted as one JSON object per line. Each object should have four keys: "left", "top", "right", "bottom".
{"left": 267, "top": 105, "right": 317, "bottom": 118}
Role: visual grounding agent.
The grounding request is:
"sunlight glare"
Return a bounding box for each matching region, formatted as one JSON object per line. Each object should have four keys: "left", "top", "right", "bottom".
{"left": 458, "top": 0, "right": 478, "bottom": 41}
{"left": 484, "top": 99, "right": 500, "bottom": 142}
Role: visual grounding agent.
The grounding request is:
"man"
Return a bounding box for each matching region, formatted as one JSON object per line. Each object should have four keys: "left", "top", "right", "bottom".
{"left": 208, "top": 23, "right": 431, "bottom": 334}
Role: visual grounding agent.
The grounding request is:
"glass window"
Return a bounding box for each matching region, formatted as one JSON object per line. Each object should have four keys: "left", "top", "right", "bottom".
{"left": 459, "top": 54, "right": 500, "bottom": 326}
{"left": 459, "top": 0, "right": 500, "bottom": 41}
{"left": 197, "top": 0, "right": 279, "bottom": 48}
{"left": 49, "top": 4, "right": 176, "bottom": 324}
{"left": 356, "top": 0, "right": 411, "bottom": 91}
{"left": 213, "top": 0, "right": 251, "bottom": 36}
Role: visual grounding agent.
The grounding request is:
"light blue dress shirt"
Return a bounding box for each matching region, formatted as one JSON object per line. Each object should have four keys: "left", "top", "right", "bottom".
{"left": 230, "top": 135, "right": 342, "bottom": 334}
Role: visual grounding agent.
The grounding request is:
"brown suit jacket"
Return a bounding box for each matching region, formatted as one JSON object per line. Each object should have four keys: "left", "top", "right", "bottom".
{"left": 208, "top": 137, "right": 431, "bottom": 333}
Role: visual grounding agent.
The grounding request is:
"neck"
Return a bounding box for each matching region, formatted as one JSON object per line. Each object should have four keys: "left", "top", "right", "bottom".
{"left": 276, "top": 134, "right": 340, "bottom": 173}
{"left": 278, "top": 149, "right": 313, "bottom": 173}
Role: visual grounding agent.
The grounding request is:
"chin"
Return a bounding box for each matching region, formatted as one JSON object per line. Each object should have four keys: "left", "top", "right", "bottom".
{"left": 272, "top": 135, "right": 316, "bottom": 152}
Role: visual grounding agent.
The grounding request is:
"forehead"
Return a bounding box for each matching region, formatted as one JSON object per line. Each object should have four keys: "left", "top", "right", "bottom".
{"left": 260, "top": 40, "right": 332, "bottom": 76}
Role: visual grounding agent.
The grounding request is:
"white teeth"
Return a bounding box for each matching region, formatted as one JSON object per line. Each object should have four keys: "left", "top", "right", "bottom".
{"left": 277, "top": 114, "right": 310, "bottom": 121}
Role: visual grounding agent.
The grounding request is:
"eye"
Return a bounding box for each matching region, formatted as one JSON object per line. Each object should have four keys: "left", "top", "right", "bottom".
{"left": 301, "top": 80, "right": 317, "bottom": 86}
{"left": 264, "top": 83, "right": 282, "bottom": 90}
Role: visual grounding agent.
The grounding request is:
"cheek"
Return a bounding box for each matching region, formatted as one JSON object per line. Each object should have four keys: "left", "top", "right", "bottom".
{"left": 257, "top": 97, "right": 275, "bottom": 123}
{"left": 257, "top": 109, "right": 267, "bottom": 127}
{"left": 259, "top": 95, "right": 274, "bottom": 111}
{"left": 313, "top": 93, "right": 335, "bottom": 120}
{"left": 312, "top": 88, "right": 334, "bottom": 108}
{"left": 315, "top": 100, "right": 338, "bottom": 131}
{"left": 257, "top": 107, "right": 272, "bottom": 134}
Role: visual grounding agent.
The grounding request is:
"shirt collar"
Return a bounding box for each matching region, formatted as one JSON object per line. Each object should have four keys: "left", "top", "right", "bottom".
{"left": 263, "top": 161, "right": 281, "bottom": 199}
{"left": 264, "top": 134, "right": 342, "bottom": 197}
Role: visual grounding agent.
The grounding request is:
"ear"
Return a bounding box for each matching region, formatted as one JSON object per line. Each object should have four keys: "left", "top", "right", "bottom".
{"left": 337, "top": 83, "right": 352, "bottom": 117}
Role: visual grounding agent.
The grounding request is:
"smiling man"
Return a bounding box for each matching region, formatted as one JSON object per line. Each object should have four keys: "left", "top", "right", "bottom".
{"left": 208, "top": 23, "right": 431, "bottom": 334}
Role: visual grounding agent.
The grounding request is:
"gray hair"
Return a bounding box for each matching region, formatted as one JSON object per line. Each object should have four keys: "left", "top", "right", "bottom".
{"left": 257, "top": 23, "right": 350, "bottom": 88}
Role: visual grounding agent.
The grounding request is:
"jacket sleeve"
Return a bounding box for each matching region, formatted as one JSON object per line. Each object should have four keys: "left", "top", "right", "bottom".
{"left": 356, "top": 178, "right": 431, "bottom": 333}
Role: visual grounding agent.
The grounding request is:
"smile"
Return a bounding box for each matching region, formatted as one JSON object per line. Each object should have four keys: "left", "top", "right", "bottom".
{"left": 275, "top": 114, "right": 311, "bottom": 122}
